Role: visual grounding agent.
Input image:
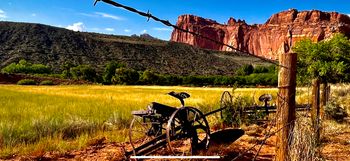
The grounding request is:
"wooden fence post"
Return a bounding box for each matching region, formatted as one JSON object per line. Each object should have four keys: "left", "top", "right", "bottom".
{"left": 276, "top": 52, "right": 297, "bottom": 161}
{"left": 311, "top": 79, "right": 321, "bottom": 145}
{"left": 320, "top": 83, "right": 327, "bottom": 118}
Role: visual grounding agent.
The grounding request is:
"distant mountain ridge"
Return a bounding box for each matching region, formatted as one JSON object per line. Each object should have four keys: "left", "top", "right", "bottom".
{"left": 0, "top": 21, "right": 269, "bottom": 76}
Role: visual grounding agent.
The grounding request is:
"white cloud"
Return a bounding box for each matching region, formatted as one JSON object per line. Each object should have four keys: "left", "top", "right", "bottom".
{"left": 347, "top": 14, "right": 350, "bottom": 17}
{"left": 31, "top": 13, "right": 36, "bottom": 17}
{"left": 66, "top": 22, "right": 85, "bottom": 32}
{"left": 0, "top": 9, "right": 7, "bottom": 19}
{"left": 105, "top": 28, "right": 115, "bottom": 32}
{"left": 95, "top": 12, "right": 123, "bottom": 20}
{"left": 124, "top": 29, "right": 131, "bottom": 33}
{"left": 153, "top": 27, "right": 172, "bottom": 31}
{"left": 141, "top": 29, "right": 147, "bottom": 34}
{"left": 79, "top": 13, "right": 97, "bottom": 18}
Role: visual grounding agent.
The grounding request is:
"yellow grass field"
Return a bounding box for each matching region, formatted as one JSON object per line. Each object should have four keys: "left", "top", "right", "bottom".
{"left": 0, "top": 85, "right": 302, "bottom": 158}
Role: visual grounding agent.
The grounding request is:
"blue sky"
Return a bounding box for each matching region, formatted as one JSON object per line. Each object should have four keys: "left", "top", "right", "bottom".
{"left": 0, "top": 0, "right": 349, "bottom": 40}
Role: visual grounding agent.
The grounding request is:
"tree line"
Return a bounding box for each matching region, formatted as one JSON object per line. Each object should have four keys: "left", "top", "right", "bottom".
{"left": 1, "top": 60, "right": 277, "bottom": 87}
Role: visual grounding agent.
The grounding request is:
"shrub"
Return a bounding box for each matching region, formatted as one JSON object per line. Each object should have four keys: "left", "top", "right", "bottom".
{"left": 325, "top": 101, "right": 348, "bottom": 122}
{"left": 236, "top": 64, "right": 254, "bottom": 76}
{"left": 2, "top": 59, "right": 51, "bottom": 74}
{"left": 222, "top": 89, "right": 255, "bottom": 127}
{"left": 17, "top": 79, "right": 37, "bottom": 85}
{"left": 40, "top": 80, "right": 54, "bottom": 85}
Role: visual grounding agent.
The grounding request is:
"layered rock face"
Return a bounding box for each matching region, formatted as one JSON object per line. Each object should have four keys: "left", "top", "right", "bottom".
{"left": 171, "top": 9, "right": 350, "bottom": 60}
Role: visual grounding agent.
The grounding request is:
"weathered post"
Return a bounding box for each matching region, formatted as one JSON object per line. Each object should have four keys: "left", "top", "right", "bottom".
{"left": 276, "top": 52, "right": 297, "bottom": 161}
{"left": 311, "top": 79, "right": 321, "bottom": 145}
{"left": 320, "top": 83, "right": 327, "bottom": 118}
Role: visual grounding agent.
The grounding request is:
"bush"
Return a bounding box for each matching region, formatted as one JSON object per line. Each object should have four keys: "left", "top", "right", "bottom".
{"left": 236, "top": 64, "right": 254, "bottom": 76}
{"left": 222, "top": 89, "right": 255, "bottom": 127}
{"left": 325, "top": 101, "right": 348, "bottom": 122}
{"left": 40, "top": 80, "right": 54, "bottom": 85}
{"left": 17, "top": 79, "right": 37, "bottom": 85}
{"left": 2, "top": 59, "right": 51, "bottom": 74}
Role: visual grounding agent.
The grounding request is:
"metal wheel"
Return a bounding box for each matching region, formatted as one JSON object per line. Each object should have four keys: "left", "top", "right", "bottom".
{"left": 129, "top": 115, "right": 163, "bottom": 155}
{"left": 166, "top": 107, "right": 210, "bottom": 155}
{"left": 220, "top": 91, "right": 233, "bottom": 118}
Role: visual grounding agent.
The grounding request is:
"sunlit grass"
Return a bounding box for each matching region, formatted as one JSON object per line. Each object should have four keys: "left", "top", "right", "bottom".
{"left": 0, "top": 85, "right": 315, "bottom": 158}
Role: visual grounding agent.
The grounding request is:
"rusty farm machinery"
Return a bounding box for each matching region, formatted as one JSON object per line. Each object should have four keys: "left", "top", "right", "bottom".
{"left": 124, "top": 91, "right": 235, "bottom": 158}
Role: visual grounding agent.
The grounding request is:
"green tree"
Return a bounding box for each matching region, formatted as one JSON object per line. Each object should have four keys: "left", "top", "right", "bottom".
{"left": 293, "top": 33, "right": 350, "bottom": 84}
{"left": 293, "top": 33, "right": 350, "bottom": 118}
{"left": 140, "top": 70, "right": 159, "bottom": 85}
{"left": 61, "top": 61, "right": 75, "bottom": 79}
{"left": 70, "top": 65, "right": 97, "bottom": 82}
{"left": 112, "top": 68, "right": 139, "bottom": 85}
{"left": 103, "top": 61, "right": 125, "bottom": 84}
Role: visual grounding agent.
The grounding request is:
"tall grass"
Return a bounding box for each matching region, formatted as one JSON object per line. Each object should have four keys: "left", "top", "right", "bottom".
{"left": 0, "top": 85, "right": 316, "bottom": 158}
{"left": 0, "top": 85, "right": 232, "bottom": 158}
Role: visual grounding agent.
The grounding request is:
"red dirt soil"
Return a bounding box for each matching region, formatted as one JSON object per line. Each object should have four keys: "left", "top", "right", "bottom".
{"left": 7, "top": 121, "right": 350, "bottom": 161}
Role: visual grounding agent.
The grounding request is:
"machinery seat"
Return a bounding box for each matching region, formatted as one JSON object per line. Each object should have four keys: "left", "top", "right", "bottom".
{"left": 151, "top": 102, "right": 177, "bottom": 116}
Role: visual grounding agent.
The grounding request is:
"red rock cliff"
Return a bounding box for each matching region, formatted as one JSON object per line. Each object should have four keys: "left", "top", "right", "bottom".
{"left": 171, "top": 9, "right": 350, "bottom": 60}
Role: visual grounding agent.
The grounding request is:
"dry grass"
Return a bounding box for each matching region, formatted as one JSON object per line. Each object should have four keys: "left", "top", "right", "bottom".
{"left": 288, "top": 116, "right": 319, "bottom": 161}
{"left": 0, "top": 85, "right": 233, "bottom": 158}
{"left": 1, "top": 84, "right": 346, "bottom": 159}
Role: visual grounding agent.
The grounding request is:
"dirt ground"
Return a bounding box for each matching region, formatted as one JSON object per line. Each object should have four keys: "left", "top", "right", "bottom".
{"left": 5, "top": 118, "right": 350, "bottom": 161}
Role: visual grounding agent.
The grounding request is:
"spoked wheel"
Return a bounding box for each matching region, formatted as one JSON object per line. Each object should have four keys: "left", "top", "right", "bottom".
{"left": 220, "top": 91, "right": 233, "bottom": 118}
{"left": 129, "top": 115, "right": 164, "bottom": 155}
{"left": 166, "top": 107, "right": 210, "bottom": 156}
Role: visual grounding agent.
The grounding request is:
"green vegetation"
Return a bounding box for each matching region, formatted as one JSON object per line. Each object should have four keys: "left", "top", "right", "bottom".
{"left": 2, "top": 60, "right": 51, "bottom": 74}
{"left": 102, "top": 61, "right": 125, "bottom": 85}
{"left": 69, "top": 65, "right": 97, "bottom": 82}
{"left": 17, "top": 79, "right": 37, "bottom": 85}
{"left": 1, "top": 59, "right": 277, "bottom": 86}
{"left": 293, "top": 33, "right": 350, "bottom": 84}
{"left": 39, "top": 80, "right": 54, "bottom": 85}
{"left": 325, "top": 100, "right": 348, "bottom": 122}
{"left": 112, "top": 67, "right": 139, "bottom": 85}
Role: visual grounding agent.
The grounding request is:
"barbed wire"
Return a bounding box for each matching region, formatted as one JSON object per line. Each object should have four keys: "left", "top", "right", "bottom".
{"left": 94, "top": 0, "right": 279, "bottom": 66}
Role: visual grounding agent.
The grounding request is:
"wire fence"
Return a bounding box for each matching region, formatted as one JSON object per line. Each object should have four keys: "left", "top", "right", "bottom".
{"left": 92, "top": 1, "right": 318, "bottom": 160}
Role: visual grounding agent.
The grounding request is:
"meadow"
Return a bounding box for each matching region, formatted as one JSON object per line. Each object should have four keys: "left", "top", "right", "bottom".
{"left": 0, "top": 85, "right": 283, "bottom": 158}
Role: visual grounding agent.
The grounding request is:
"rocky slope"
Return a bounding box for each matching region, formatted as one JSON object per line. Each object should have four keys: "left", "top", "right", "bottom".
{"left": 171, "top": 9, "right": 350, "bottom": 60}
{"left": 0, "top": 21, "right": 269, "bottom": 76}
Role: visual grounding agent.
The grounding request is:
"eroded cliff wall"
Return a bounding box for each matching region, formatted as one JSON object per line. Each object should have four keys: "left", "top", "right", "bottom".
{"left": 171, "top": 9, "right": 350, "bottom": 60}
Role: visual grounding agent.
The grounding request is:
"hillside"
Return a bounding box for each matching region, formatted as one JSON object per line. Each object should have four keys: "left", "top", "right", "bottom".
{"left": 0, "top": 21, "right": 270, "bottom": 76}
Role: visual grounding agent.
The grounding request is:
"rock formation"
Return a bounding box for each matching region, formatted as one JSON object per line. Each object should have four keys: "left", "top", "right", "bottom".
{"left": 171, "top": 9, "right": 350, "bottom": 60}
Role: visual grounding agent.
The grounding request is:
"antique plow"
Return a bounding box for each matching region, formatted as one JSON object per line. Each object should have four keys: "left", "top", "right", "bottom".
{"left": 124, "top": 91, "right": 232, "bottom": 158}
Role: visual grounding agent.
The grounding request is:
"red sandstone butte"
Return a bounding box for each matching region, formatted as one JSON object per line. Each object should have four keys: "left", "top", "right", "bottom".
{"left": 170, "top": 9, "right": 350, "bottom": 60}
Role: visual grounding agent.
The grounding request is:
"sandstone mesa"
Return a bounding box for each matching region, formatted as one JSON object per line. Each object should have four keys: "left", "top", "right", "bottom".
{"left": 171, "top": 9, "right": 350, "bottom": 60}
